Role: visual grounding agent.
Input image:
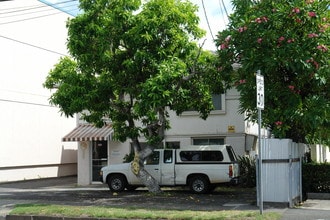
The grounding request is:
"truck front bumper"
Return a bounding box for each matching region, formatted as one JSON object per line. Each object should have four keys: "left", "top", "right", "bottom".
{"left": 99, "top": 171, "right": 104, "bottom": 183}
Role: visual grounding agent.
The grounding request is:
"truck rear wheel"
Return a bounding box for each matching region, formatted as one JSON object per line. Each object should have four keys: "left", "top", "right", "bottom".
{"left": 107, "top": 174, "right": 126, "bottom": 192}
{"left": 189, "top": 175, "right": 210, "bottom": 194}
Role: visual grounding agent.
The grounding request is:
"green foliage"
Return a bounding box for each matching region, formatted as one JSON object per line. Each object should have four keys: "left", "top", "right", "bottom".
{"left": 303, "top": 162, "right": 330, "bottom": 196}
{"left": 238, "top": 155, "right": 256, "bottom": 187}
{"left": 216, "top": 0, "right": 330, "bottom": 144}
{"left": 44, "top": 0, "right": 222, "bottom": 148}
{"left": 123, "top": 151, "right": 135, "bottom": 163}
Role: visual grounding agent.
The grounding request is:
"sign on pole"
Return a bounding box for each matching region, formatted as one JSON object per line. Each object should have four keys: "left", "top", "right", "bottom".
{"left": 256, "top": 73, "right": 264, "bottom": 110}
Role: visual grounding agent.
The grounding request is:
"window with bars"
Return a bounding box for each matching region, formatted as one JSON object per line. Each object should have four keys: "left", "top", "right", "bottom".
{"left": 192, "top": 138, "right": 225, "bottom": 145}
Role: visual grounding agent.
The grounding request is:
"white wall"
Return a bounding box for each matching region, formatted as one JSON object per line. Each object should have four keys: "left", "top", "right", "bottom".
{"left": 311, "top": 144, "right": 330, "bottom": 163}
{"left": 0, "top": 0, "right": 77, "bottom": 182}
{"left": 165, "top": 89, "right": 247, "bottom": 155}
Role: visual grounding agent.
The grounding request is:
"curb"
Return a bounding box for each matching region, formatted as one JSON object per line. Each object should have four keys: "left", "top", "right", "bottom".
{"left": 307, "top": 193, "right": 330, "bottom": 200}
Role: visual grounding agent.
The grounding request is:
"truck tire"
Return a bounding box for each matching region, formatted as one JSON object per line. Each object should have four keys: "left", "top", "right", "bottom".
{"left": 107, "top": 174, "right": 126, "bottom": 192}
{"left": 189, "top": 175, "right": 210, "bottom": 194}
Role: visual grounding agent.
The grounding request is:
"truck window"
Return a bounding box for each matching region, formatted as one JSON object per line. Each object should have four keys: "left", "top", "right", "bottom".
{"left": 179, "top": 151, "right": 223, "bottom": 162}
{"left": 145, "top": 151, "right": 160, "bottom": 165}
{"left": 164, "top": 150, "right": 173, "bottom": 163}
{"left": 226, "top": 145, "right": 238, "bottom": 161}
{"left": 202, "top": 151, "right": 223, "bottom": 161}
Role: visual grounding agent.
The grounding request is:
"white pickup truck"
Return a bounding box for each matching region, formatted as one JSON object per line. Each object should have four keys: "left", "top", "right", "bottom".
{"left": 100, "top": 145, "right": 239, "bottom": 193}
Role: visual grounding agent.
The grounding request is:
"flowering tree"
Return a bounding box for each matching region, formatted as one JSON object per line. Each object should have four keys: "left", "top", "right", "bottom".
{"left": 216, "top": 0, "right": 329, "bottom": 144}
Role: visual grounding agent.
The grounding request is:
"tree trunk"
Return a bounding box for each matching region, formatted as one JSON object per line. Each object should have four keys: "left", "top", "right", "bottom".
{"left": 130, "top": 144, "right": 162, "bottom": 193}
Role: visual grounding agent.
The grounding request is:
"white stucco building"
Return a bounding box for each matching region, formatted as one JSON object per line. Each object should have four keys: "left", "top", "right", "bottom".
{"left": 0, "top": 0, "right": 257, "bottom": 185}
{"left": 62, "top": 89, "right": 259, "bottom": 185}
{"left": 310, "top": 144, "right": 330, "bottom": 163}
{"left": 0, "top": 0, "right": 77, "bottom": 182}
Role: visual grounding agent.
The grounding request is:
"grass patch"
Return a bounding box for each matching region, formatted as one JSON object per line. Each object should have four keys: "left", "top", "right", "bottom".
{"left": 11, "top": 204, "right": 281, "bottom": 220}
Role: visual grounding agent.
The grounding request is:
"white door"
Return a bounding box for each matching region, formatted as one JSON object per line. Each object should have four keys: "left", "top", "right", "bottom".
{"left": 92, "top": 141, "right": 108, "bottom": 182}
{"left": 159, "top": 149, "right": 175, "bottom": 185}
{"left": 144, "top": 151, "right": 161, "bottom": 183}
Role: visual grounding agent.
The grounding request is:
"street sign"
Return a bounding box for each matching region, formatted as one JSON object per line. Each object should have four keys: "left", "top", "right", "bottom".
{"left": 256, "top": 73, "right": 264, "bottom": 110}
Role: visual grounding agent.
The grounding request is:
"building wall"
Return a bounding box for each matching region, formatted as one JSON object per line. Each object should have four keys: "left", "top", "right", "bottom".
{"left": 0, "top": 0, "right": 77, "bottom": 182}
{"left": 310, "top": 144, "right": 330, "bottom": 163}
{"left": 104, "top": 88, "right": 248, "bottom": 168}
{"left": 165, "top": 88, "right": 247, "bottom": 155}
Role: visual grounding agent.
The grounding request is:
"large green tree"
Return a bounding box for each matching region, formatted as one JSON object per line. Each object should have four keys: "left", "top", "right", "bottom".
{"left": 44, "top": 0, "right": 220, "bottom": 192}
{"left": 216, "top": 0, "right": 329, "bottom": 144}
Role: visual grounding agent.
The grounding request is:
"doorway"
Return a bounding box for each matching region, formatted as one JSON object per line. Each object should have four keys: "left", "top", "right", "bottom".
{"left": 92, "top": 140, "right": 108, "bottom": 181}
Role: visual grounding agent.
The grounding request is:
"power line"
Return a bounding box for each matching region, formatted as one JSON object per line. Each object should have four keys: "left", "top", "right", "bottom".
{"left": 0, "top": 2, "right": 78, "bottom": 19}
{"left": 0, "top": 1, "right": 76, "bottom": 56}
{"left": 218, "top": 0, "right": 230, "bottom": 26}
{"left": 0, "top": 0, "right": 77, "bottom": 14}
{"left": 0, "top": 88, "right": 50, "bottom": 98}
{"left": 0, "top": 98, "right": 56, "bottom": 108}
{"left": 220, "top": 0, "right": 229, "bottom": 18}
{"left": 201, "top": 0, "right": 215, "bottom": 41}
{"left": 41, "top": 0, "right": 79, "bottom": 16}
{"left": 0, "top": 35, "right": 67, "bottom": 56}
{"left": 0, "top": 5, "right": 79, "bottom": 26}
{"left": 0, "top": 11, "right": 64, "bottom": 25}
{"left": 0, "top": 0, "right": 78, "bottom": 23}
{"left": 218, "top": 0, "right": 227, "bottom": 26}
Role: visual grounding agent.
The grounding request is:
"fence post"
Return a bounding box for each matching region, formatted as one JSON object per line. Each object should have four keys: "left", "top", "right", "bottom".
{"left": 289, "top": 154, "right": 293, "bottom": 208}
{"left": 300, "top": 155, "right": 303, "bottom": 203}
{"left": 256, "top": 155, "right": 260, "bottom": 207}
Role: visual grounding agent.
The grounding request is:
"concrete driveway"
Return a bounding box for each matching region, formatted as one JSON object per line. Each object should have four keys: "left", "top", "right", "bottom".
{"left": 0, "top": 176, "right": 329, "bottom": 220}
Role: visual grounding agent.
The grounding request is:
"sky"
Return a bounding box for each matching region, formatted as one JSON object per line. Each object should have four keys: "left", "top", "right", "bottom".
{"left": 39, "top": 0, "right": 233, "bottom": 51}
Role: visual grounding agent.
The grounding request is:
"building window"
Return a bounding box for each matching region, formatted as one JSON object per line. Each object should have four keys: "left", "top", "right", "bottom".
{"left": 182, "top": 94, "right": 225, "bottom": 115}
{"left": 212, "top": 94, "right": 223, "bottom": 110}
{"left": 130, "top": 142, "right": 163, "bottom": 150}
{"left": 192, "top": 138, "right": 225, "bottom": 145}
{"left": 165, "top": 142, "right": 180, "bottom": 149}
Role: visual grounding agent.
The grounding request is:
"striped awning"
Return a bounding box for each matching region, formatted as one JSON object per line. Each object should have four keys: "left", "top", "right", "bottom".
{"left": 62, "top": 124, "right": 113, "bottom": 142}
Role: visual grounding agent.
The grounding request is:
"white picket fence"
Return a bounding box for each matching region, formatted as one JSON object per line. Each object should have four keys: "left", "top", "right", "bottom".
{"left": 260, "top": 139, "right": 306, "bottom": 207}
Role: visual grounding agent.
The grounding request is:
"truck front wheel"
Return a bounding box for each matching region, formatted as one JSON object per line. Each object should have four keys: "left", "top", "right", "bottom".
{"left": 189, "top": 175, "right": 210, "bottom": 194}
{"left": 107, "top": 174, "right": 126, "bottom": 192}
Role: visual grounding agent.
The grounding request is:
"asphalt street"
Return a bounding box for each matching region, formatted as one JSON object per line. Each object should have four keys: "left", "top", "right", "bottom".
{"left": 0, "top": 176, "right": 329, "bottom": 220}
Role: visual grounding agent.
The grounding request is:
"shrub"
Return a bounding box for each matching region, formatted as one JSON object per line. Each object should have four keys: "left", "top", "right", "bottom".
{"left": 238, "top": 155, "right": 256, "bottom": 188}
{"left": 303, "top": 162, "right": 330, "bottom": 196}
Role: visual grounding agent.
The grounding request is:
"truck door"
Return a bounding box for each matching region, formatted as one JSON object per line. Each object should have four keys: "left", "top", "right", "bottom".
{"left": 144, "top": 151, "right": 161, "bottom": 183}
{"left": 160, "top": 149, "right": 175, "bottom": 185}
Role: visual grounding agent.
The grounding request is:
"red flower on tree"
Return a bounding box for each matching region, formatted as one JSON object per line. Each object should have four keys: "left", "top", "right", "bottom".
{"left": 216, "top": 0, "right": 329, "bottom": 143}
{"left": 275, "top": 121, "right": 283, "bottom": 127}
{"left": 308, "top": 11, "right": 316, "bottom": 17}
{"left": 292, "top": 8, "right": 300, "bottom": 14}
{"left": 317, "top": 45, "right": 328, "bottom": 52}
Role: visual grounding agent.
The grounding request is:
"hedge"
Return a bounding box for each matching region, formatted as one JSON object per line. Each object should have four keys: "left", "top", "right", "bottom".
{"left": 302, "top": 163, "right": 330, "bottom": 194}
